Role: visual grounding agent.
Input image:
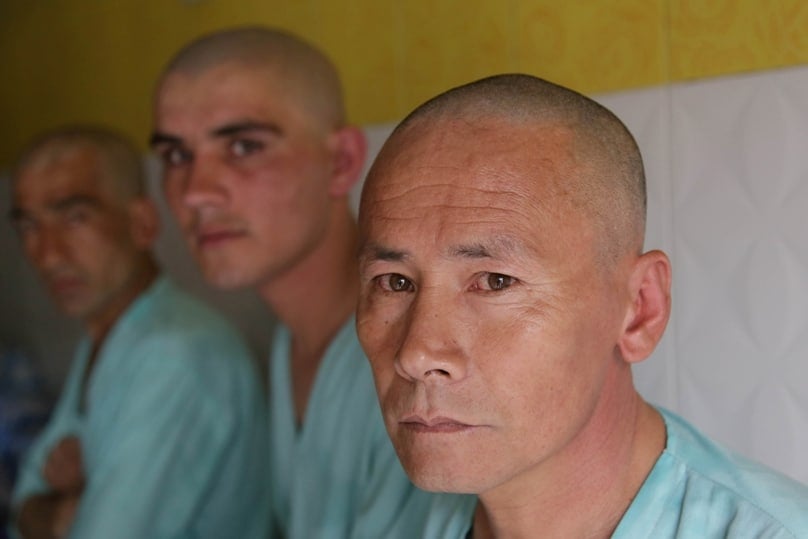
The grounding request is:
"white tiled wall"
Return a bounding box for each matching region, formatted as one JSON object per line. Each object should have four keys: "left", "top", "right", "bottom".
{"left": 631, "top": 66, "right": 808, "bottom": 485}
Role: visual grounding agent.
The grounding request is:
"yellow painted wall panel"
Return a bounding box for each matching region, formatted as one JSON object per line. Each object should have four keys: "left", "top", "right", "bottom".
{"left": 670, "top": 0, "right": 808, "bottom": 80}
{"left": 393, "top": 2, "right": 514, "bottom": 117}
{"left": 315, "top": 1, "right": 399, "bottom": 124}
{"left": 516, "top": 0, "right": 667, "bottom": 94}
{"left": 779, "top": 1, "right": 808, "bottom": 65}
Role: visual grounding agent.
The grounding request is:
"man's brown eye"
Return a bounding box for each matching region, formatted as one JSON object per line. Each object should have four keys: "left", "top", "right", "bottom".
{"left": 486, "top": 273, "right": 513, "bottom": 291}
{"left": 388, "top": 274, "right": 412, "bottom": 292}
{"left": 378, "top": 273, "right": 413, "bottom": 292}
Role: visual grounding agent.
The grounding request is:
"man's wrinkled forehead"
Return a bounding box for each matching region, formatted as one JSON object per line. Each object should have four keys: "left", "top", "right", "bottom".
{"left": 363, "top": 115, "right": 579, "bottom": 209}
{"left": 361, "top": 118, "right": 587, "bottom": 260}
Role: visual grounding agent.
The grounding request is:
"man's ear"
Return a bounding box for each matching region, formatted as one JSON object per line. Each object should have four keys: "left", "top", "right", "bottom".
{"left": 328, "top": 125, "right": 368, "bottom": 197}
{"left": 128, "top": 197, "right": 160, "bottom": 249}
{"left": 617, "top": 250, "right": 672, "bottom": 364}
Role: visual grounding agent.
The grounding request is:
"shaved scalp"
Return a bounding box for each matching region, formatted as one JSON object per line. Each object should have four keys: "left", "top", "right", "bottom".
{"left": 367, "top": 73, "right": 648, "bottom": 264}
{"left": 158, "top": 26, "right": 346, "bottom": 129}
{"left": 13, "top": 125, "right": 145, "bottom": 202}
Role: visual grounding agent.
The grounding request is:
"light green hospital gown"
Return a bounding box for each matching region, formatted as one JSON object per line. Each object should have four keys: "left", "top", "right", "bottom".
{"left": 268, "top": 318, "right": 474, "bottom": 538}
{"left": 12, "top": 277, "right": 270, "bottom": 539}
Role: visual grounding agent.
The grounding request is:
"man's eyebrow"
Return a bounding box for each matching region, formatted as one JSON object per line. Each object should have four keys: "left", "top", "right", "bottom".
{"left": 359, "top": 235, "right": 524, "bottom": 263}
{"left": 358, "top": 243, "right": 410, "bottom": 263}
{"left": 448, "top": 235, "right": 520, "bottom": 260}
{"left": 212, "top": 121, "right": 283, "bottom": 138}
{"left": 51, "top": 194, "right": 101, "bottom": 212}
{"left": 149, "top": 121, "right": 283, "bottom": 148}
{"left": 450, "top": 243, "right": 493, "bottom": 259}
{"left": 8, "top": 194, "right": 100, "bottom": 225}
{"left": 149, "top": 132, "right": 180, "bottom": 147}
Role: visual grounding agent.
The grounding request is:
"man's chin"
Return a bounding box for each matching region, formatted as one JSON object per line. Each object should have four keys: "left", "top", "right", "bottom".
{"left": 405, "top": 465, "right": 483, "bottom": 495}
{"left": 49, "top": 288, "right": 91, "bottom": 319}
{"left": 58, "top": 303, "right": 91, "bottom": 319}
{"left": 199, "top": 263, "right": 261, "bottom": 290}
{"left": 204, "top": 271, "right": 256, "bottom": 290}
{"left": 396, "top": 446, "right": 484, "bottom": 495}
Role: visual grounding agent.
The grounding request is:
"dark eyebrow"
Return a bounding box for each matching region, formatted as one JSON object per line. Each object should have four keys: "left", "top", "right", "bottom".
{"left": 149, "top": 132, "right": 181, "bottom": 148}
{"left": 359, "top": 235, "right": 524, "bottom": 264}
{"left": 149, "top": 121, "right": 283, "bottom": 149}
{"left": 449, "top": 235, "right": 519, "bottom": 260}
{"left": 450, "top": 243, "right": 493, "bottom": 259}
{"left": 52, "top": 194, "right": 100, "bottom": 211}
{"left": 358, "top": 242, "right": 410, "bottom": 263}
{"left": 212, "top": 121, "right": 283, "bottom": 138}
{"left": 9, "top": 194, "right": 100, "bottom": 225}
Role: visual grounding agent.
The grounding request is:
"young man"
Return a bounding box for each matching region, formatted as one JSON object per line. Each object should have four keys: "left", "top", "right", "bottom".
{"left": 151, "top": 27, "right": 451, "bottom": 537}
{"left": 10, "top": 126, "right": 268, "bottom": 539}
{"left": 357, "top": 74, "right": 808, "bottom": 537}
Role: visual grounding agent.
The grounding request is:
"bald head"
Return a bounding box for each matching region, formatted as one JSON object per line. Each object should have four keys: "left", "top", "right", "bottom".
{"left": 13, "top": 125, "right": 145, "bottom": 203}
{"left": 157, "top": 26, "right": 346, "bottom": 129}
{"left": 365, "top": 74, "right": 647, "bottom": 265}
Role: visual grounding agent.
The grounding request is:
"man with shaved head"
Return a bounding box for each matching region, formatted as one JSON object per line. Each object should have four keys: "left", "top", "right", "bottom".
{"left": 357, "top": 74, "right": 808, "bottom": 537}
{"left": 151, "top": 26, "right": 449, "bottom": 537}
{"left": 9, "top": 126, "right": 269, "bottom": 538}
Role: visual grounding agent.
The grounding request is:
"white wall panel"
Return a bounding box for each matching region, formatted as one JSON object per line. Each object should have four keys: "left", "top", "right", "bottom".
{"left": 607, "top": 66, "right": 808, "bottom": 484}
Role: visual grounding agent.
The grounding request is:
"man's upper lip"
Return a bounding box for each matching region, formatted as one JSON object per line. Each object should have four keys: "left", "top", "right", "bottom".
{"left": 195, "top": 227, "right": 245, "bottom": 243}
{"left": 400, "top": 414, "right": 471, "bottom": 427}
{"left": 45, "top": 273, "right": 81, "bottom": 290}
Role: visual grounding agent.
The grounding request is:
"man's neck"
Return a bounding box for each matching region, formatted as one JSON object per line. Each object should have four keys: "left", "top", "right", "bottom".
{"left": 473, "top": 371, "right": 665, "bottom": 539}
{"left": 81, "top": 259, "right": 159, "bottom": 411}
{"left": 259, "top": 206, "right": 359, "bottom": 356}
{"left": 258, "top": 206, "right": 360, "bottom": 422}
{"left": 86, "top": 259, "right": 159, "bottom": 346}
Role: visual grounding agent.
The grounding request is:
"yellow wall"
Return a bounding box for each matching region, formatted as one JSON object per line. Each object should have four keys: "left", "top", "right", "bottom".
{"left": 1, "top": 0, "right": 807, "bottom": 166}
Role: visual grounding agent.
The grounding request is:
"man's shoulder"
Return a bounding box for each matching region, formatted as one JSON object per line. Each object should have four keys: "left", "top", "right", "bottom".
{"left": 662, "top": 407, "right": 808, "bottom": 502}
{"left": 122, "top": 278, "right": 246, "bottom": 348}
{"left": 136, "top": 278, "right": 235, "bottom": 331}
{"left": 102, "top": 277, "right": 254, "bottom": 376}
{"left": 617, "top": 408, "right": 808, "bottom": 537}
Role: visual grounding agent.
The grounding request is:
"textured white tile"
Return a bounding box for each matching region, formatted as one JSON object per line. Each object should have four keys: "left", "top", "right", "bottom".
{"left": 606, "top": 66, "right": 808, "bottom": 484}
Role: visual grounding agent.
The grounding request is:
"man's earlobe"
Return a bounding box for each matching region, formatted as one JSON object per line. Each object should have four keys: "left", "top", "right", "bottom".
{"left": 129, "top": 198, "right": 160, "bottom": 248}
{"left": 329, "top": 126, "right": 368, "bottom": 197}
{"left": 618, "top": 250, "right": 672, "bottom": 364}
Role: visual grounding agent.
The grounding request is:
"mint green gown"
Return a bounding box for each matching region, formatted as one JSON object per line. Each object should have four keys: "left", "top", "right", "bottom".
{"left": 12, "top": 277, "right": 270, "bottom": 538}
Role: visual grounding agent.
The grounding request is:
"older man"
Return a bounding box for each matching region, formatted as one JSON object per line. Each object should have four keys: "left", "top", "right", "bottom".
{"left": 9, "top": 126, "right": 268, "bottom": 538}
{"left": 357, "top": 74, "right": 808, "bottom": 537}
{"left": 150, "top": 27, "right": 451, "bottom": 537}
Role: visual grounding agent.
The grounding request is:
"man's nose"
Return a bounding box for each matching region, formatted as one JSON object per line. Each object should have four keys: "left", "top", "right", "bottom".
{"left": 180, "top": 155, "right": 230, "bottom": 209}
{"left": 394, "top": 289, "right": 469, "bottom": 383}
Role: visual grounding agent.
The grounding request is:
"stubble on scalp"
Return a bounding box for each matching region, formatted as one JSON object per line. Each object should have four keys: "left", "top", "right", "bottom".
{"left": 155, "top": 26, "right": 347, "bottom": 131}
{"left": 12, "top": 125, "right": 146, "bottom": 206}
{"left": 363, "top": 74, "right": 648, "bottom": 270}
